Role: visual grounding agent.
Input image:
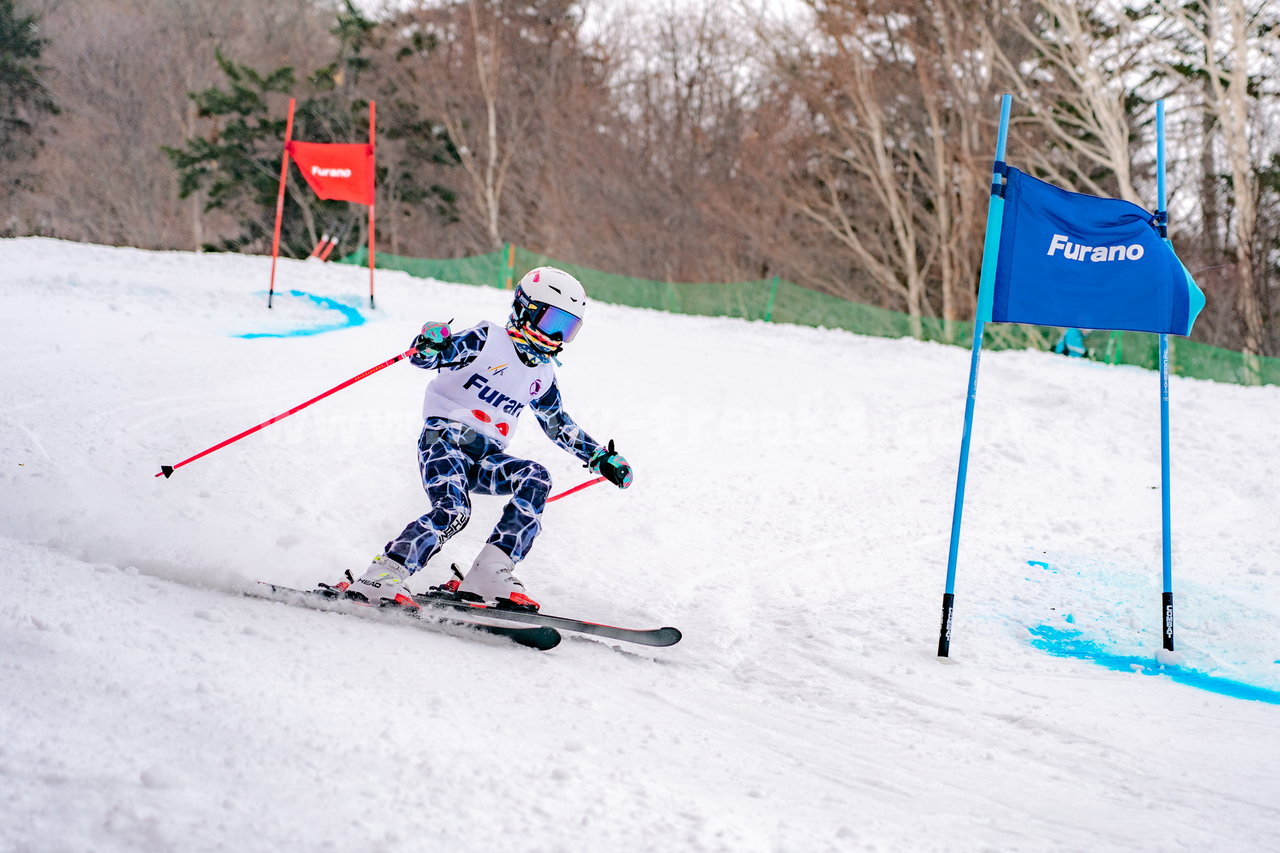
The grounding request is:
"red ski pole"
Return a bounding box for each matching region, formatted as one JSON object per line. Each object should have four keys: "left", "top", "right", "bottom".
{"left": 547, "top": 476, "right": 607, "bottom": 503}
{"left": 156, "top": 347, "right": 419, "bottom": 479}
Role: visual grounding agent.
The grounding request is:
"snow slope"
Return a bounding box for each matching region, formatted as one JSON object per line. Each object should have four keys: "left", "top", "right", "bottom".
{"left": 2, "top": 237, "right": 1278, "bottom": 852}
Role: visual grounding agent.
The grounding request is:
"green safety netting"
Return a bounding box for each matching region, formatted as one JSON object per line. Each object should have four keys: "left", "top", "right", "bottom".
{"left": 343, "top": 246, "right": 1279, "bottom": 387}
{"left": 348, "top": 247, "right": 508, "bottom": 290}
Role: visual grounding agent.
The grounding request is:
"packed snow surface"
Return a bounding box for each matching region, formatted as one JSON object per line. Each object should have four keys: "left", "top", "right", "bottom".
{"left": 2, "top": 238, "right": 1278, "bottom": 852}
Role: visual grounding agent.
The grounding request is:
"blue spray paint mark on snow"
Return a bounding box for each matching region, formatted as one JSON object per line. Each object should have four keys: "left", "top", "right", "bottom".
{"left": 1028, "top": 624, "right": 1280, "bottom": 705}
{"left": 236, "top": 290, "right": 365, "bottom": 339}
{"left": 1023, "top": 560, "right": 1058, "bottom": 582}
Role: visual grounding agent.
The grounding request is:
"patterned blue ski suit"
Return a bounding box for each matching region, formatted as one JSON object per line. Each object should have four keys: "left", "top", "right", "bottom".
{"left": 385, "top": 325, "right": 603, "bottom": 573}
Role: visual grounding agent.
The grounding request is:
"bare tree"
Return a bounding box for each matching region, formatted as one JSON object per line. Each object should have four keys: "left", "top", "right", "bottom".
{"left": 601, "top": 1, "right": 783, "bottom": 283}
{"left": 770, "top": 0, "right": 997, "bottom": 324}
{"left": 991, "top": 0, "right": 1156, "bottom": 204}
{"left": 388, "top": 0, "right": 601, "bottom": 253}
{"left": 1158, "top": 0, "right": 1276, "bottom": 356}
{"left": 449, "top": 0, "right": 511, "bottom": 249}
{"left": 20, "top": 0, "right": 332, "bottom": 249}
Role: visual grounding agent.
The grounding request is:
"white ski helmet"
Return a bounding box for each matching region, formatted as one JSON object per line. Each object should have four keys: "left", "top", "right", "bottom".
{"left": 509, "top": 266, "right": 587, "bottom": 357}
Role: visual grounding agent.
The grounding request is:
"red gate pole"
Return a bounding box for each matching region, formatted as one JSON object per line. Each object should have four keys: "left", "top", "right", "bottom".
{"left": 367, "top": 100, "right": 377, "bottom": 310}
{"left": 267, "top": 98, "right": 296, "bottom": 310}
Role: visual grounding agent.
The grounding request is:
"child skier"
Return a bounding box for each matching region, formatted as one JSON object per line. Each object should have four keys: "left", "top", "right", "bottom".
{"left": 337, "top": 266, "right": 632, "bottom": 611}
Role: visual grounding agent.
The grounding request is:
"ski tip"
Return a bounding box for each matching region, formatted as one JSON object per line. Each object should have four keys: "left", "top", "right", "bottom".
{"left": 477, "top": 624, "right": 560, "bottom": 651}
{"left": 157, "top": 465, "right": 175, "bottom": 479}
{"left": 524, "top": 627, "right": 562, "bottom": 651}
{"left": 657, "top": 627, "right": 682, "bottom": 646}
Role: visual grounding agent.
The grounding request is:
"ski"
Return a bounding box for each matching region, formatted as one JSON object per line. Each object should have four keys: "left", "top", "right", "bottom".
{"left": 250, "top": 583, "right": 562, "bottom": 651}
{"left": 411, "top": 590, "right": 682, "bottom": 648}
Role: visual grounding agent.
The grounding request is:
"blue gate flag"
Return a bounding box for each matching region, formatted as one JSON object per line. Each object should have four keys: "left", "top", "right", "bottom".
{"left": 989, "top": 167, "right": 1204, "bottom": 335}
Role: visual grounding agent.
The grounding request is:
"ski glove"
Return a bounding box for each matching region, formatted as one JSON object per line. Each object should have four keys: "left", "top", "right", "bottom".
{"left": 414, "top": 321, "right": 452, "bottom": 352}
{"left": 588, "top": 440, "right": 633, "bottom": 489}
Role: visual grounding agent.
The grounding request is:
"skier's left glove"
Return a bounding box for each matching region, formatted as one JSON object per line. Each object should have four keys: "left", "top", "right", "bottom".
{"left": 588, "top": 439, "right": 632, "bottom": 489}
{"left": 414, "top": 321, "right": 452, "bottom": 352}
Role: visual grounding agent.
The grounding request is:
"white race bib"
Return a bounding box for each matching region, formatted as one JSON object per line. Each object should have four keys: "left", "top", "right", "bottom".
{"left": 420, "top": 321, "right": 555, "bottom": 446}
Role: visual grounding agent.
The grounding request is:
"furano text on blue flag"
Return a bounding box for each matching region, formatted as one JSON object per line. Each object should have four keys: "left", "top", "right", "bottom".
{"left": 989, "top": 168, "right": 1204, "bottom": 336}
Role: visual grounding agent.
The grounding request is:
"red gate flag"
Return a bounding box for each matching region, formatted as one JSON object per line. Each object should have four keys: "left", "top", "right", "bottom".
{"left": 286, "top": 141, "right": 374, "bottom": 205}
{"left": 268, "top": 99, "right": 377, "bottom": 309}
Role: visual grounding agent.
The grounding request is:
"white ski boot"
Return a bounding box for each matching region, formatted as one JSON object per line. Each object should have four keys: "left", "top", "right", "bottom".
{"left": 457, "top": 544, "right": 539, "bottom": 610}
{"left": 346, "top": 555, "right": 418, "bottom": 608}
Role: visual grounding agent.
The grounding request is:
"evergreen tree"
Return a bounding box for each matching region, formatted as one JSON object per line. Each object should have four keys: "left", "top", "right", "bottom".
{"left": 166, "top": 52, "right": 302, "bottom": 254}
{"left": 166, "top": 1, "right": 457, "bottom": 256}
{"left": 0, "top": 0, "right": 58, "bottom": 202}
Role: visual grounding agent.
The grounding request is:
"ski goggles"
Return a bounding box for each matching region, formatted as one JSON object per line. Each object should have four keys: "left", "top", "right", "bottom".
{"left": 530, "top": 303, "right": 583, "bottom": 342}
{"left": 515, "top": 289, "right": 583, "bottom": 343}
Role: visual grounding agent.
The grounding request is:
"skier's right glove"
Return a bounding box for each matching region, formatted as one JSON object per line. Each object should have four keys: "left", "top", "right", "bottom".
{"left": 589, "top": 439, "right": 633, "bottom": 489}
{"left": 414, "top": 321, "right": 452, "bottom": 352}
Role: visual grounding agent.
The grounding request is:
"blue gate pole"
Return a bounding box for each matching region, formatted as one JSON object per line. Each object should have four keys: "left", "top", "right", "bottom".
{"left": 938, "top": 94, "right": 1012, "bottom": 658}
{"left": 1156, "top": 100, "right": 1176, "bottom": 652}
{"left": 1159, "top": 335, "right": 1174, "bottom": 650}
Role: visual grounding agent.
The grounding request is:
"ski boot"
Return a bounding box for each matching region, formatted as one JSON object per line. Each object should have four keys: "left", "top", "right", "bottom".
{"left": 456, "top": 544, "right": 540, "bottom": 611}
{"left": 336, "top": 554, "right": 419, "bottom": 609}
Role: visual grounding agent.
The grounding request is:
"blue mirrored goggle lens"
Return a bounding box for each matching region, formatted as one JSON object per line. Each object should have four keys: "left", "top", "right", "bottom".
{"left": 534, "top": 304, "right": 583, "bottom": 342}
